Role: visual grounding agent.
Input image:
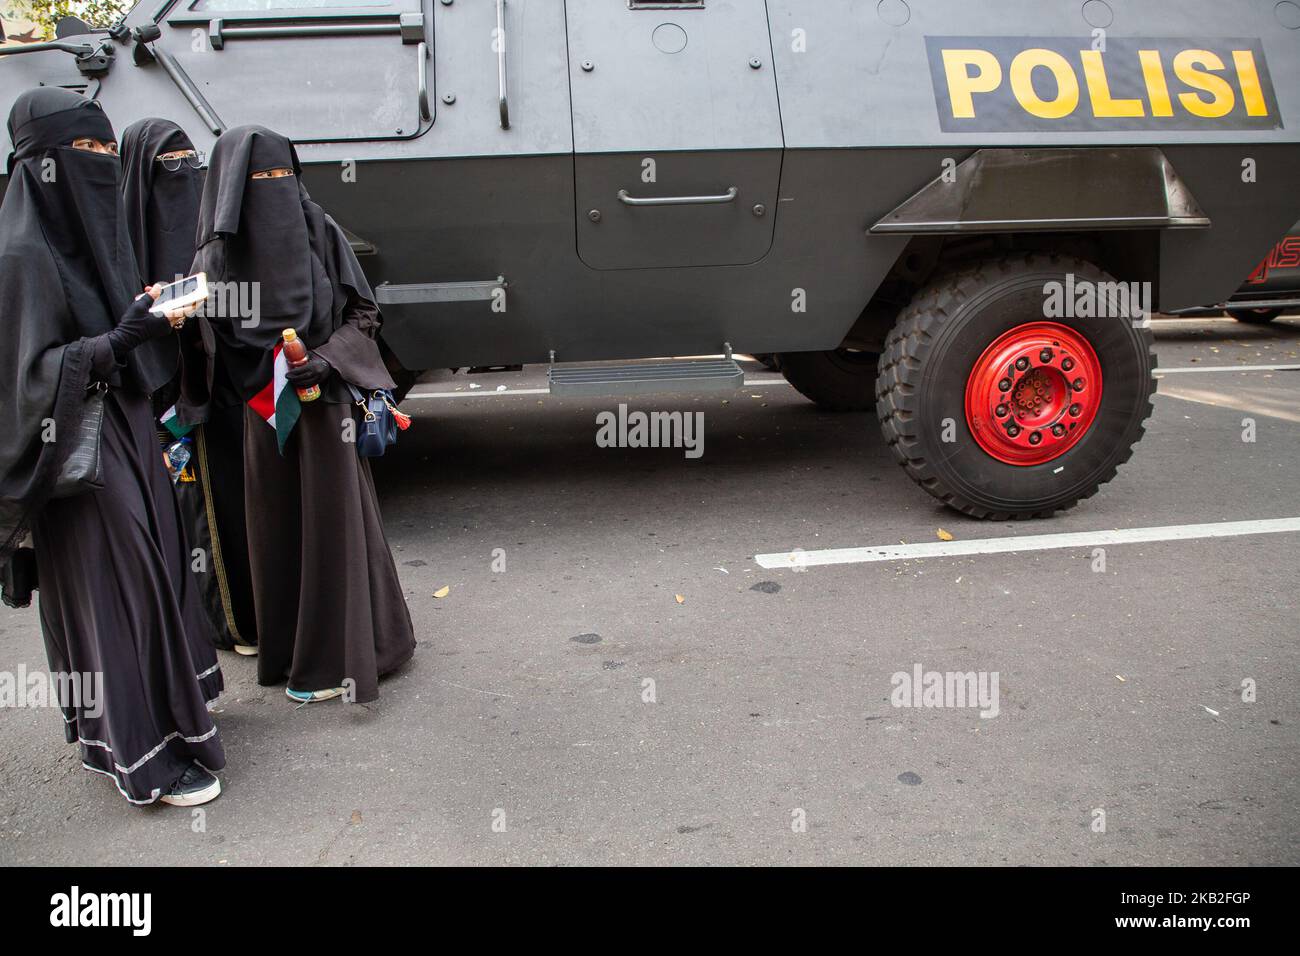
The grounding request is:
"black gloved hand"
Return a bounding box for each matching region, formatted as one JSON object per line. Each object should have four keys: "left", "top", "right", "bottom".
{"left": 285, "top": 351, "right": 331, "bottom": 388}
{"left": 106, "top": 292, "right": 175, "bottom": 361}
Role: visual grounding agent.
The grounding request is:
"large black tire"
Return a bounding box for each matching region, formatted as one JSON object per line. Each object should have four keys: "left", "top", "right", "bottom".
{"left": 778, "top": 348, "right": 881, "bottom": 412}
{"left": 876, "top": 255, "right": 1156, "bottom": 520}
{"left": 1227, "top": 307, "right": 1283, "bottom": 325}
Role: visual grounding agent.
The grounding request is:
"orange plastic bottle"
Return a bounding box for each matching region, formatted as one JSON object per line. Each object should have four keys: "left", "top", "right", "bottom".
{"left": 282, "top": 328, "right": 321, "bottom": 402}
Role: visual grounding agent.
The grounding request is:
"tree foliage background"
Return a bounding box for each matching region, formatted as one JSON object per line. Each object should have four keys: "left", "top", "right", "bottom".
{"left": 3, "top": 0, "right": 133, "bottom": 43}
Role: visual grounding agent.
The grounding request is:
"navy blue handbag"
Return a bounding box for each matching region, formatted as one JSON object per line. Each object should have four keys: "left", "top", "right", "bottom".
{"left": 347, "top": 384, "right": 408, "bottom": 457}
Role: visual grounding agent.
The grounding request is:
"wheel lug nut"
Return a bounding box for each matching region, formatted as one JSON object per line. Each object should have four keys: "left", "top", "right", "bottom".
{"left": 1062, "top": 358, "right": 1075, "bottom": 372}
{"left": 1073, "top": 379, "right": 1085, "bottom": 391}
{"left": 996, "top": 404, "right": 1008, "bottom": 417}
{"left": 1015, "top": 357, "right": 1030, "bottom": 371}
{"left": 1028, "top": 431, "right": 1042, "bottom": 445}
{"left": 998, "top": 379, "right": 1012, "bottom": 392}
{"left": 1007, "top": 425, "right": 1021, "bottom": 437}
{"left": 1039, "top": 349, "right": 1053, "bottom": 363}
{"left": 1069, "top": 404, "right": 1082, "bottom": 417}
{"left": 1051, "top": 424, "right": 1065, "bottom": 437}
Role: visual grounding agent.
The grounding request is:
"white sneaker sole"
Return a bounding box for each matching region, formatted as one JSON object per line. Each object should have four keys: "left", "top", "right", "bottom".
{"left": 286, "top": 687, "right": 346, "bottom": 703}
{"left": 160, "top": 776, "right": 221, "bottom": 807}
{"left": 232, "top": 644, "right": 259, "bottom": 657}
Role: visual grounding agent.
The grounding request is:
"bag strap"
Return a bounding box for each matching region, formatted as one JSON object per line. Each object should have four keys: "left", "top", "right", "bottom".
{"left": 345, "top": 382, "right": 377, "bottom": 422}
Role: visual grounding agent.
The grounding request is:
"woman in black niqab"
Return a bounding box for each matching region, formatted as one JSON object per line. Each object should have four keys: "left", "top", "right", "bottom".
{"left": 193, "top": 125, "right": 415, "bottom": 704}
{"left": 120, "top": 117, "right": 259, "bottom": 655}
{"left": 0, "top": 89, "right": 224, "bottom": 806}
{"left": 120, "top": 117, "right": 205, "bottom": 287}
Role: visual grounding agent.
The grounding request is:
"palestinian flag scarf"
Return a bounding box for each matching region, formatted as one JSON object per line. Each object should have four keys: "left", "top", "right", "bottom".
{"left": 246, "top": 344, "right": 301, "bottom": 453}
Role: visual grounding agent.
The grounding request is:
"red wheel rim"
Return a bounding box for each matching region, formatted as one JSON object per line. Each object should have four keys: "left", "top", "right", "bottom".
{"left": 965, "top": 322, "right": 1103, "bottom": 466}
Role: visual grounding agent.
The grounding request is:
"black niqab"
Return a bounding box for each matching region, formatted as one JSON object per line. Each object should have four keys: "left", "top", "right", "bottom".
{"left": 193, "top": 125, "right": 371, "bottom": 399}
{"left": 120, "top": 118, "right": 204, "bottom": 287}
{"left": 0, "top": 88, "right": 176, "bottom": 560}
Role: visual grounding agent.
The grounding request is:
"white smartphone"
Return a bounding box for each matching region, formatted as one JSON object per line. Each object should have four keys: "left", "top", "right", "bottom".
{"left": 149, "top": 272, "right": 209, "bottom": 316}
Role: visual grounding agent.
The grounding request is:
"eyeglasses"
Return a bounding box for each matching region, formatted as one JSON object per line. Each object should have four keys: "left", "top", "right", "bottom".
{"left": 155, "top": 150, "right": 206, "bottom": 171}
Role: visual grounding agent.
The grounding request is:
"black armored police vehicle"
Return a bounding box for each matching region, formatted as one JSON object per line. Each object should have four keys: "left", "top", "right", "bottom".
{"left": 3, "top": 0, "right": 1300, "bottom": 518}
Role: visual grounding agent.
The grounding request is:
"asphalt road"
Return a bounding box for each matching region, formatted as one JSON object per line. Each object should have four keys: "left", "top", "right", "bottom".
{"left": 1, "top": 316, "right": 1297, "bottom": 866}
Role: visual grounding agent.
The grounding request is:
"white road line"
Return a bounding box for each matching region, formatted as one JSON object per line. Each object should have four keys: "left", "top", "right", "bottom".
{"left": 1156, "top": 363, "right": 1300, "bottom": 375}
{"left": 753, "top": 517, "right": 1300, "bottom": 570}
{"left": 404, "top": 379, "right": 789, "bottom": 400}
{"left": 405, "top": 387, "right": 551, "bottom": 400}
{"left": 1160, "top": 385, "right": 1300, "bottom": 423}
{"left": 403, "top": 364, "right": 1297, "bottom": 401}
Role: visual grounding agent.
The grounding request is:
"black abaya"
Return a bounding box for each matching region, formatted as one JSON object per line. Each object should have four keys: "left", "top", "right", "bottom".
{"left": 244, "top": 397, "right": 414, "bottom": 703}
{"left": 34, "top": 389, "right": 224, "bottom": 803}
{"left": 194, "top": 126, "right": 414, "bottom": 700}
{"left": 198, "top": 402, "right": 258, "bottom": 646}
{"left": 0, "top": 89, "right": 223, "bottom": 804}
{"left": 119, "top": 117, "right": 258, "bottom": 653}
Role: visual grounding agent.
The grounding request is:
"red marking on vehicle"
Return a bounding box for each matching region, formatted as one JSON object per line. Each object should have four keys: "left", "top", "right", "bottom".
{"left": 1245, "top": 235, "right": 1300, "bottom": 284}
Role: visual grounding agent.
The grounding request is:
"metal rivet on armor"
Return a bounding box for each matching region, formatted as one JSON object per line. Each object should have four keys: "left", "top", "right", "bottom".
{"left": 588, "top": 209, "right": 602, "bottom": 223}
{"left": 582, "top": 61, "right": 595, "bottom": 72}
{"left": 442, "top": 93, "right": 456, "bottom": 104}
{"left": 752, "top": 204, "right": 766, "bottom": 217}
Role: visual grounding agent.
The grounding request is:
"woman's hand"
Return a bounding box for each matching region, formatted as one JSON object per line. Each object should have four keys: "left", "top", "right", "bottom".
{"left": 143, "top": 283, "right": 199, "bottom": 329}
{"left": 285, "top": 351, "right": 332, "bottom": 388}
{"left": 103, "top": 287, "right": 176, "bottom": 361}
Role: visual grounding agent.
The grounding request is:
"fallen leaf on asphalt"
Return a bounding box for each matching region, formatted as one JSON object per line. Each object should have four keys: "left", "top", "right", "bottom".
{"left": 674, "top": 594, "right": 685, "bottom": 605}
{"left": 433, "top": 586, "right": 450, "bottom": 598}
{"left": 937, "top": 528, "right": 954, "bottom": 541}
{"left": 351, "top": 810, "right": 363, "bottom": 825}
{"left": 1115, "top": 675, "right": 1126, "bottom": 682}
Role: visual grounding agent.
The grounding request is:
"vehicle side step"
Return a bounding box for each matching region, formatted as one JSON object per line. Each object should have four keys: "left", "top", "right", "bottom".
{"left": 548, "top": 358, "right": 744, "bottom": 398}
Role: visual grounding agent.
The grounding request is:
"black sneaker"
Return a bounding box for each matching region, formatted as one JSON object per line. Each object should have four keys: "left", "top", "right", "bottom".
{"left": 160, "top": 762, "right": 221, "bottom": 807}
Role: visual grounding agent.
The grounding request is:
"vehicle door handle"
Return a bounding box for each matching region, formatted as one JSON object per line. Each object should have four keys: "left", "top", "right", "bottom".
{"left": 417, "top": 41, "right": 430, "bottom": 123}
{"left": 616, "top": 187, "right": 740, "bottom": 207}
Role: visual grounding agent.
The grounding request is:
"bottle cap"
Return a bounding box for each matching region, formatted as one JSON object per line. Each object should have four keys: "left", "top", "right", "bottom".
{"left": 283, "top": 328, "right": 298, "bottom": 341}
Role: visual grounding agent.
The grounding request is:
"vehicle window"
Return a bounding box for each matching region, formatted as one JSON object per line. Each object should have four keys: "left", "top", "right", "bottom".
{"left": 164, "top": 0, "right": 427, "bottom": 142}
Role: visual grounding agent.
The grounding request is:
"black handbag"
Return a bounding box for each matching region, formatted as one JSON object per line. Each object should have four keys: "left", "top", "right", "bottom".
{"left": 347, "top": 383, "right": 408, "bottom": 458}
{"left": 50, "top": 382, "right": 107, "bottom": 499}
